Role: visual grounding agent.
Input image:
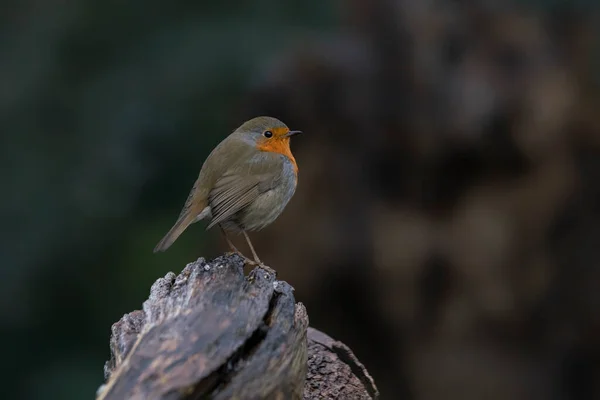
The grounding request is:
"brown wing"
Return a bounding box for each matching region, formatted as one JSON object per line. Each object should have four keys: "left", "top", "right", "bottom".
{"left": 206, "top": 174, "right": 260, "bottom": 229}
{"left": 153, "top": 134, "right": 256, "bottom": 252}
{"left": 206, "top": 154, "right": 284, "bottom": 230}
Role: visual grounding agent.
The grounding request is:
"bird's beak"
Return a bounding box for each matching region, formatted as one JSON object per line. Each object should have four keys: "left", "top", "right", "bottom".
{"left": 286, "top": 130, "right": 303, "bottom": 137}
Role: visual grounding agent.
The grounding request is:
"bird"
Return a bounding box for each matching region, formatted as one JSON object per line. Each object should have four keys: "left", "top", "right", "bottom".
{"left": 153, "top": 116, "right": 302, "bottom": 273}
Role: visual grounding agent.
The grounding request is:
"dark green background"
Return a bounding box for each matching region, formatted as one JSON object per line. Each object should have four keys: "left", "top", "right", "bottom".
{"left": 2, "top": 2, "right": 335, "bottom": 398}
{"left": 3, "top": 1, "right": 600, "bottom": 399}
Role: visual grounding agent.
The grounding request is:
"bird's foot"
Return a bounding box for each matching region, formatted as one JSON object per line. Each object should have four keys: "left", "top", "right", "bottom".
{"left": 260, "top": 264, "right": 277, "bottom": 277}
{"left": 224, "top": 251, "right": 247, "bottom": 263}
{"left": 243, "top": 258, "right": 277, "bottom": 277}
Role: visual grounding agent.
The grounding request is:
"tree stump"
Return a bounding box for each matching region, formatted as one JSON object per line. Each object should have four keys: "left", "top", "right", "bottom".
{"left": 97, "top": 254, "right": 379, "bottom": 400}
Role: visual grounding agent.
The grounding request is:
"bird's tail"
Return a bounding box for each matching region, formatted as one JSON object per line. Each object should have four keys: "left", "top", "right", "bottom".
{"left": 153, "top": 204, "right": 206, "bottom": 253}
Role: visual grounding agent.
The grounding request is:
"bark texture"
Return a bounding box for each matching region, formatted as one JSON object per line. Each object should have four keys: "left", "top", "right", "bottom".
{"left": 97, "top": 254, "right": 379, "bottom": 400}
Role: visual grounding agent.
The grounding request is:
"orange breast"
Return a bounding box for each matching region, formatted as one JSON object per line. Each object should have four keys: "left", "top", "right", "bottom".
{"left": 256, "top": 138, "right": 298, "bottom": 174}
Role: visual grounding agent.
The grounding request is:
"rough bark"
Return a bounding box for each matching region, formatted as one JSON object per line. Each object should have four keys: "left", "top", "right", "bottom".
{"left": 97, "top": 254, "right": 379, "bottom": 400}
{"left": 305, "top": 328, "right": 379, "bottom": 400}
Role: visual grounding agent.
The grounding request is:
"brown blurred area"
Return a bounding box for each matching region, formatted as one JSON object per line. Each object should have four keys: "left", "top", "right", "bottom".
{"left": 4, "top": 1, "right": 600, "bottom": 399}
{"left": 231, "top": 2, "right": 600, "bottom": 399}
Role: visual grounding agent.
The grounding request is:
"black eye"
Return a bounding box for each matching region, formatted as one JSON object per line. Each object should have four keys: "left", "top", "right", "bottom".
{"left": 263, "top": 131, "right": 273, "bottom": 138}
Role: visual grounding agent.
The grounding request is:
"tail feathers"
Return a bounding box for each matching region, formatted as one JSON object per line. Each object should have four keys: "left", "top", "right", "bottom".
{"left": 153, "top": 214, "right": 194, "bottom": 253}
{"left": 153, "top": 205, "right": 211, "bottom": 253}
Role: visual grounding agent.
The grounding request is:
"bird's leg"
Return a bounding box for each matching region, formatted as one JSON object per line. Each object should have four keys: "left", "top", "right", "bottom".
{"left": 220, "top": 226, "right": 260, "bottom": 268}
{"left": 242, "top": 230, "right": 261, "bottom": 264}
{"left": 242, "top": 230, "right": 276, "bottom": 276}
{"left": 220, "top": 225, "right": 242, "bottom": 255}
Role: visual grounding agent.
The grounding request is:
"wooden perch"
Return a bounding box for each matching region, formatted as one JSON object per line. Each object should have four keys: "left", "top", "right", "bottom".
{"left": 97, "top": 254, "right": 379, "bottom": 400}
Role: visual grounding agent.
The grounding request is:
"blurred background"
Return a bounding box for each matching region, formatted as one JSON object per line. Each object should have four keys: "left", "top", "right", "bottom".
{"left": 3, "top": 0, "right": 600, "bottom": 399}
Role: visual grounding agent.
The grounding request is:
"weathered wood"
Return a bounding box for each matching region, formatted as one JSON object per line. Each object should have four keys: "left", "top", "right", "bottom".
{"left": 97, "top": 254, "right": 378, "bottom": 400}
{"left": 305, "top": 328, "right": 379, "bottom": 399}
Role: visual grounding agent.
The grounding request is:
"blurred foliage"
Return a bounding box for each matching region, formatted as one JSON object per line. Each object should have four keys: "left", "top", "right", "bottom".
{"left": 3, "top": 1, "right": 600, "bottom": 400}
{"left": 1, "top": 1, "right": 335, "bottom": 399}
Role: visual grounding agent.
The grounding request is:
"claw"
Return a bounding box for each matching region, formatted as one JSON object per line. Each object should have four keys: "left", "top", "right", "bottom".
{"left": 259, "top": 264, "right": 277, "bottom": 277}
{"left": 243, "top": 258, "right": 258, "bottom": 266}
{"left": 264, "top": 267, "right": 277, "bottom": 277}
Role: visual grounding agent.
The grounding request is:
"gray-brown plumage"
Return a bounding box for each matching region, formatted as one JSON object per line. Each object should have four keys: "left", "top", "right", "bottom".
{"left": 154, "top": 116, "right": 302, "bottom": 268}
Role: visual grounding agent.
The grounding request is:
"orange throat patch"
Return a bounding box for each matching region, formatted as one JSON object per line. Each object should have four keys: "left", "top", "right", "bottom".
{"left": 257, "top": 137, "right": 298, "bottom": 174}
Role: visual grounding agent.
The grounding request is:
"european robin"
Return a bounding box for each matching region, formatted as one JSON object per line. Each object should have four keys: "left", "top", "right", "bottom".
{"left": 153, "top": 116, "right": 302, "bottom": 271}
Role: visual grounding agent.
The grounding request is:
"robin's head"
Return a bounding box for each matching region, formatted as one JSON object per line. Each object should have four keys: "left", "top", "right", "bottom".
{"left": 236, "top": 116, "right": 302, "bottom": 143}
{"left": 235, "top": 116, "right": 302, "bottom": 171}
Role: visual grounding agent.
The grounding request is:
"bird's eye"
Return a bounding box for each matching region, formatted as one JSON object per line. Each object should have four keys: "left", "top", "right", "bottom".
{"left": 263, "top": 131, "right": 273, "bottom": 138}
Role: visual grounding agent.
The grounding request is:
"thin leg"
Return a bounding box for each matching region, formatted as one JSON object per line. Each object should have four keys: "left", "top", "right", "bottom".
{"left": 242, "top": 230, "right": 276, "bottom": 275}
{"left": 220, "top": 225, "right": 259, "bottom": 268}
{"left": 242, "top": 230, "right": 262, "bottom": 264}
{"left": 220, "top": 225, "right": 241, "bottom": 254}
